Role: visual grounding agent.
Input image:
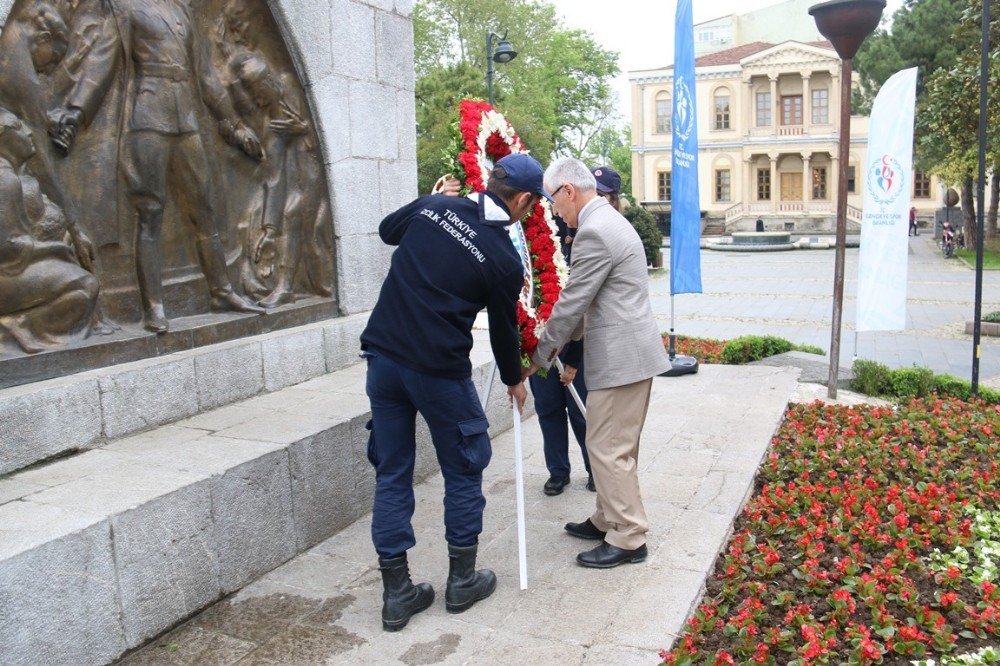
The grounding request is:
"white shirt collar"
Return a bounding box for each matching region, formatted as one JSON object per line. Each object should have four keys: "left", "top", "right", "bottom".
{"left": 578, "top": 195, "right": 603, "bottom": 223}
{"left": 466, "top": 192, "right": 511, "bottom": 222}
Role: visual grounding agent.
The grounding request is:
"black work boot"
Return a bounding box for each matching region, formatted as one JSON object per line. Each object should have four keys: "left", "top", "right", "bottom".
{"left": 378, "top": 554, "right": 434, "bottom": 631}
{"left": 445, "top": 543, "right": 497, "bottom": 613}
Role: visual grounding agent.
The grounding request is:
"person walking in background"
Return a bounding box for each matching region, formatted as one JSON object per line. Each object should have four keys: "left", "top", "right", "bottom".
{"left": 525, "top": 157, "right": 670, "bottom": 569}
{"left": 909, "top": 206, "right": 918, "bottom": 236}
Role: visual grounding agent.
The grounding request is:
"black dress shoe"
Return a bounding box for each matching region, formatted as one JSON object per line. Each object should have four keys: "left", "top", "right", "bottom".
{"left": 564, "top": 518, "right": 606, "bottom": 540}
{"left": 586, "top": 475, "right": 596, "bottom": 492}
{"left": 543, "top": 476, "right": 570, "bottom": 496}
{"left": 577, "top": 542, "right": 648, "bottom": 569}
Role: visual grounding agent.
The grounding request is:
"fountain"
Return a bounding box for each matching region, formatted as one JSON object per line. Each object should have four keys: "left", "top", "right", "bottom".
{"left": 708, "top": 231, "right": 795, "bottom": 252}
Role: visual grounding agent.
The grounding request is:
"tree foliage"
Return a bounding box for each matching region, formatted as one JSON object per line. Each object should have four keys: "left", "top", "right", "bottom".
{"left": 583, "top": 124, "right": 633, "bottom": 200}
{"left": 856, "top": 0, "right": 1000, "bottom": 244}
{"left": 913, "top": 0, "right": 1000, "bottom": 244}
{"left": 412, "top": 0, "right": 620, "bottom": 193}
{"left": 854, "top": 0, "right": 971, "bottom": 113}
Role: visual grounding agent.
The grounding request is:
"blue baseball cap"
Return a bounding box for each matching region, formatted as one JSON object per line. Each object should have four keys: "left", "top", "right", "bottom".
{"left": 591, "top": 166, "right": 621, "bottom": 194}
{"left": 493, "top": 153, "right": 553, "bottom": 201}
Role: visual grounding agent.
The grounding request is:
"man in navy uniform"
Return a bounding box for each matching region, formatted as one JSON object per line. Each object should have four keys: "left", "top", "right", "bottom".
{"left": 360, "top": 153, "right": 548, "bottom": 631}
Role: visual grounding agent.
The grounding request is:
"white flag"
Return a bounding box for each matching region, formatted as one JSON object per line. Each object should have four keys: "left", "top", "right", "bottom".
{"left": 856, "top": 67, "right": 918, "bottom": 332}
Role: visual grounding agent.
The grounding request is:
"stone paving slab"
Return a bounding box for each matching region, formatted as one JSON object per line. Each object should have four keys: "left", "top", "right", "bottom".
{"left": 653, "top": 236, "right": 1000, "bottom": 379}
{"left": 119, "top": 365, "right": 801, "bottom": 665}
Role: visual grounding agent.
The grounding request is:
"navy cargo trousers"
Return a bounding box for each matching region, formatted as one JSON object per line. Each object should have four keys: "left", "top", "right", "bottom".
{"left": 363, "top": 350, "right": 493, "bottom": 559}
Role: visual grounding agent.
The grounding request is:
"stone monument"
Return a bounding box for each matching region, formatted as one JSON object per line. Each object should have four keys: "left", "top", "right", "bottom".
{"left": 0, "top": 0, "right": 410, "bottom": 389}
{"left": 0, "top": 1, "right": 420, "bottom": 663}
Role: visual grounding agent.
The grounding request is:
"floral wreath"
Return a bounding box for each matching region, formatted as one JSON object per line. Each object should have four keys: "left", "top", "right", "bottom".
{"left": 437, "top": 100, "right": 569, "bottom": 365}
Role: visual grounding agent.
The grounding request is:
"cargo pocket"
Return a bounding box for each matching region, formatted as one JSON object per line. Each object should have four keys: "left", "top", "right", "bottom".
{"left": 365, "top": 419, "right": 379, "bottom": 467}
{"left": 457, "top": 417, "right": 492, "bottom": 473}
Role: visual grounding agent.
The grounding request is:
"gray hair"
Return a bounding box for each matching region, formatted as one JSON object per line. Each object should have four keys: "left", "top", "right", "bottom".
{"left": 543, "top": 157, "right": 596, "bottom": 194}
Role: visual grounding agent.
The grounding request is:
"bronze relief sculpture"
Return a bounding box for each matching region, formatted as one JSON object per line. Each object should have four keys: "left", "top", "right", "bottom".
{"left": 0, "top": 0, "right": 334, "bottom": 359}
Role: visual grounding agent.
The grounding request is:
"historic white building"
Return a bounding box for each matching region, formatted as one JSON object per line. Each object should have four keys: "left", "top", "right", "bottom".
{"left": 628, "top": 40, "right": 940, "bottom": 233}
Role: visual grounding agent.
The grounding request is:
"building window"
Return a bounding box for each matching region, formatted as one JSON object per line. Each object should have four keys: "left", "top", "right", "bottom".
{"left": 812, "top": 167, "right": 828, "bottom": 200}
{"left": 757, "top": 168, "right": 771, "bottom": 200}
{"left": 781, "top": 95, "right": 803, "bottom": 125}
{"left": 714, "top": 93, "right": 730, "bottom": 130}
{"left": 811, "top": 89, "right": 829, "bottom": 124}
{"left": 655, "top": 98, "right": 671, "bottom": 134}
{"left": 658, "top": 171, "right": 672, "bottom": 201}
{"left": 756, "top": 92, "right": 771, "bottom": 127}
{"left": 847, "top": 165, "right": 856, "bottom": 193}
{"left": 914, "top": 171, "right": 931, "bottom": 198}
{"left": 715, "top": 169, "right": 731, "bottom": 202}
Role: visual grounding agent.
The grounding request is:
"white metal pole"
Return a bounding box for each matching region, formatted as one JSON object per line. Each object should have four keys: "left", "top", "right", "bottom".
{"left": 553, "top": 357, "right": 587, "bottom": 418}
{"left": 511, "top": 402, "right": 528, "bottom": 589}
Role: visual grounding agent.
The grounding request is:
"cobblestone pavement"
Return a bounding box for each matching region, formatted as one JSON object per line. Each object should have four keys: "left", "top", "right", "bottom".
{"left": 652, "top": 235, "right": 1000, "bottom": 381}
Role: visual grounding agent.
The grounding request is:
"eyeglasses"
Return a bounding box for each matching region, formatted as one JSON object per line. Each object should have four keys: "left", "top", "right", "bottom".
{"left": 550, "top": 184, "right": 567, "bottom": 198}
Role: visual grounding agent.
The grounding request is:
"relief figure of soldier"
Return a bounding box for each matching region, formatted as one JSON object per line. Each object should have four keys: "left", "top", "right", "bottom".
{"left": 48, "top": 0, "right": 266, "bottom": 333}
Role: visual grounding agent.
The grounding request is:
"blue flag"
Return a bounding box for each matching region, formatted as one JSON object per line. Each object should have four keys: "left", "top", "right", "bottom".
{"left": 671, "top": 0, "right": 703, "bottom": 295}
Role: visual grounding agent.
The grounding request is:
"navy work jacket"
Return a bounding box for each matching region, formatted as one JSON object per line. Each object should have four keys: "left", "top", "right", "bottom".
{"left": 361, "top": 192, "right": 525, "bottom": 386}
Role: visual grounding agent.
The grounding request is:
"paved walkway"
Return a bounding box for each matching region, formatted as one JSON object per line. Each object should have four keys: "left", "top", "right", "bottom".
{"left": 119, "top": 365, "right": 800, "bottom": 665}
{"left": 652, "top": 235, "right": 1000, "bottom": 380}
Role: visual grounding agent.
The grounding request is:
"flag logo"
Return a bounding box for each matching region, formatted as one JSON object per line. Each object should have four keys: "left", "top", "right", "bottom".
{"left": 674, "top": 76, "right": 695, "bottom": 142}
{"left": 868, "top": 154, "right": 905, "bottom": 206}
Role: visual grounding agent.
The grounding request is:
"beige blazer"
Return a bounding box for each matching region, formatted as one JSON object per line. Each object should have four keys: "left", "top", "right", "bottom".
{"left": 533, "top": 198, "right": 670, "bottom": 390}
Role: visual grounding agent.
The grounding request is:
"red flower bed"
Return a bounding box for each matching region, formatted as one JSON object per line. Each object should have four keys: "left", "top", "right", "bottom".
{"left": 662, "top": 397, "right": 1000, "bottom": 665}
{"left": 667, "top": 334, "right": 728, "bottom": 364}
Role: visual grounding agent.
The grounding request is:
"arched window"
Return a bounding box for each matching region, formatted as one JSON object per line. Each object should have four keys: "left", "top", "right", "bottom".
{"left": 655, "top": 91, "right": 671, "bottom": 134}
{"left": 713, "top": 88, "right": 731, "bottom": 130}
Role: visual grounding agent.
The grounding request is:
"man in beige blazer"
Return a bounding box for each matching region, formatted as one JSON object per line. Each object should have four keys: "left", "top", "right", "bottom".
{"left": 525, "top": 157, "right": 670, "bottom": 568}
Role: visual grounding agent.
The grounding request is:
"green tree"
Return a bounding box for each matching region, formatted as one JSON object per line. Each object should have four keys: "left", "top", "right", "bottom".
{"left": 914, "top": 0, "right": 1000, "bottom": 245}
{"left": 854, "top": 0, "right": 971, "bottom": 113}
{"left": 412, "top": 0, "right": 620, "bottom": 191}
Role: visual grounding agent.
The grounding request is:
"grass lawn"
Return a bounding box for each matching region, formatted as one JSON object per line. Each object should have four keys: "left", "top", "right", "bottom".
{"left": 956, "top": 242, "right": 1000, "bottom": 270}
{"left": 660, "top": 397, "right": 1000, "bottom": 665}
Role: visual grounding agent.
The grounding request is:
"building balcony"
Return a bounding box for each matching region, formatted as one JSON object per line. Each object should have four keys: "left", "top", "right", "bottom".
{"left": 724, "top": 200, "right": 862, "bottom": 223}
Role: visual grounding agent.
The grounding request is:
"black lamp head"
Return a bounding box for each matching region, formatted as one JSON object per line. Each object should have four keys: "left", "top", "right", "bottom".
{"left": 492, "top": 37, "right": 517, "bottom": 64}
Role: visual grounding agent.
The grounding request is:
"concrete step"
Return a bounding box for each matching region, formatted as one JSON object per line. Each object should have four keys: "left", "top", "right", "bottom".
{"left": 0, "top": 314, "right": 371, "bottom": 476}
{"left": 0, "top": 330, "right": 521, "bottom": 666}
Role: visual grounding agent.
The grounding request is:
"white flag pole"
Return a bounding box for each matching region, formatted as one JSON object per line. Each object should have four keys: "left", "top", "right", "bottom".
{"left": 553, "top": 358, "right": 587, "bottom": 418}
{"left": 511, "top": 402, "right": 528, "bottom": 589}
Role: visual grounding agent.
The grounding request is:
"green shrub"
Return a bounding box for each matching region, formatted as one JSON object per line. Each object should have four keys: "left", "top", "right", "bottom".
{"left": 850, "top": 359, "right": 892, "bottom": 396}
{"left": 887, "top": 367, "right": 935, "bottom": 398}
{"left": 622, "top": 204, "right": 663, "bottom": 266}
{"left": 852, "top": 364, "right": 1000, "bottom": 404}
{"left": 792, "top": 344, "right": 824, "bottom": 355}
{"left": 984, "top": 310, "right": 1000, "bottom": 324}
{"left": 932, "top": 374, "right": 973, "bottom": 400}
{"left": 720, "top": 335, "right": 794, "bottom": 364}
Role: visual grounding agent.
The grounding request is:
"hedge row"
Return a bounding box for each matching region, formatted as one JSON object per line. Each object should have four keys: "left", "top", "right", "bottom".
{"left": 851, "top": 359, "right": 1000, "bottom": 404}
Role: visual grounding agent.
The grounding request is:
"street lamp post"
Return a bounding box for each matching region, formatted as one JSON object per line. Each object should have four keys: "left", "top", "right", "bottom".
{"left": 971, "top": 0, "right": 991, "bottom": 396}
{"left": 809, "top": 0, "right": 885, "bottom": 400}
{"left": 486, "top": 30, "right": 517, "bottom": 106}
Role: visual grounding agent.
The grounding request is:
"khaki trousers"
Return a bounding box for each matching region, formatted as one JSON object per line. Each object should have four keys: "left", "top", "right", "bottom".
{"left": 585, "top": 377, "right": 652, "bottom": 550}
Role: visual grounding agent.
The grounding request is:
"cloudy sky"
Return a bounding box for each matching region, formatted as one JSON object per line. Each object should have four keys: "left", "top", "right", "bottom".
{"left": 549, "top": 0, "right": 905, "bottom": 121}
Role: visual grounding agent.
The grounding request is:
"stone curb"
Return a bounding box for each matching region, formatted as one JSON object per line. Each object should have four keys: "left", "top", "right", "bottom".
{"left": 0, "top": 331, "right": 529, "bottom": 665}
